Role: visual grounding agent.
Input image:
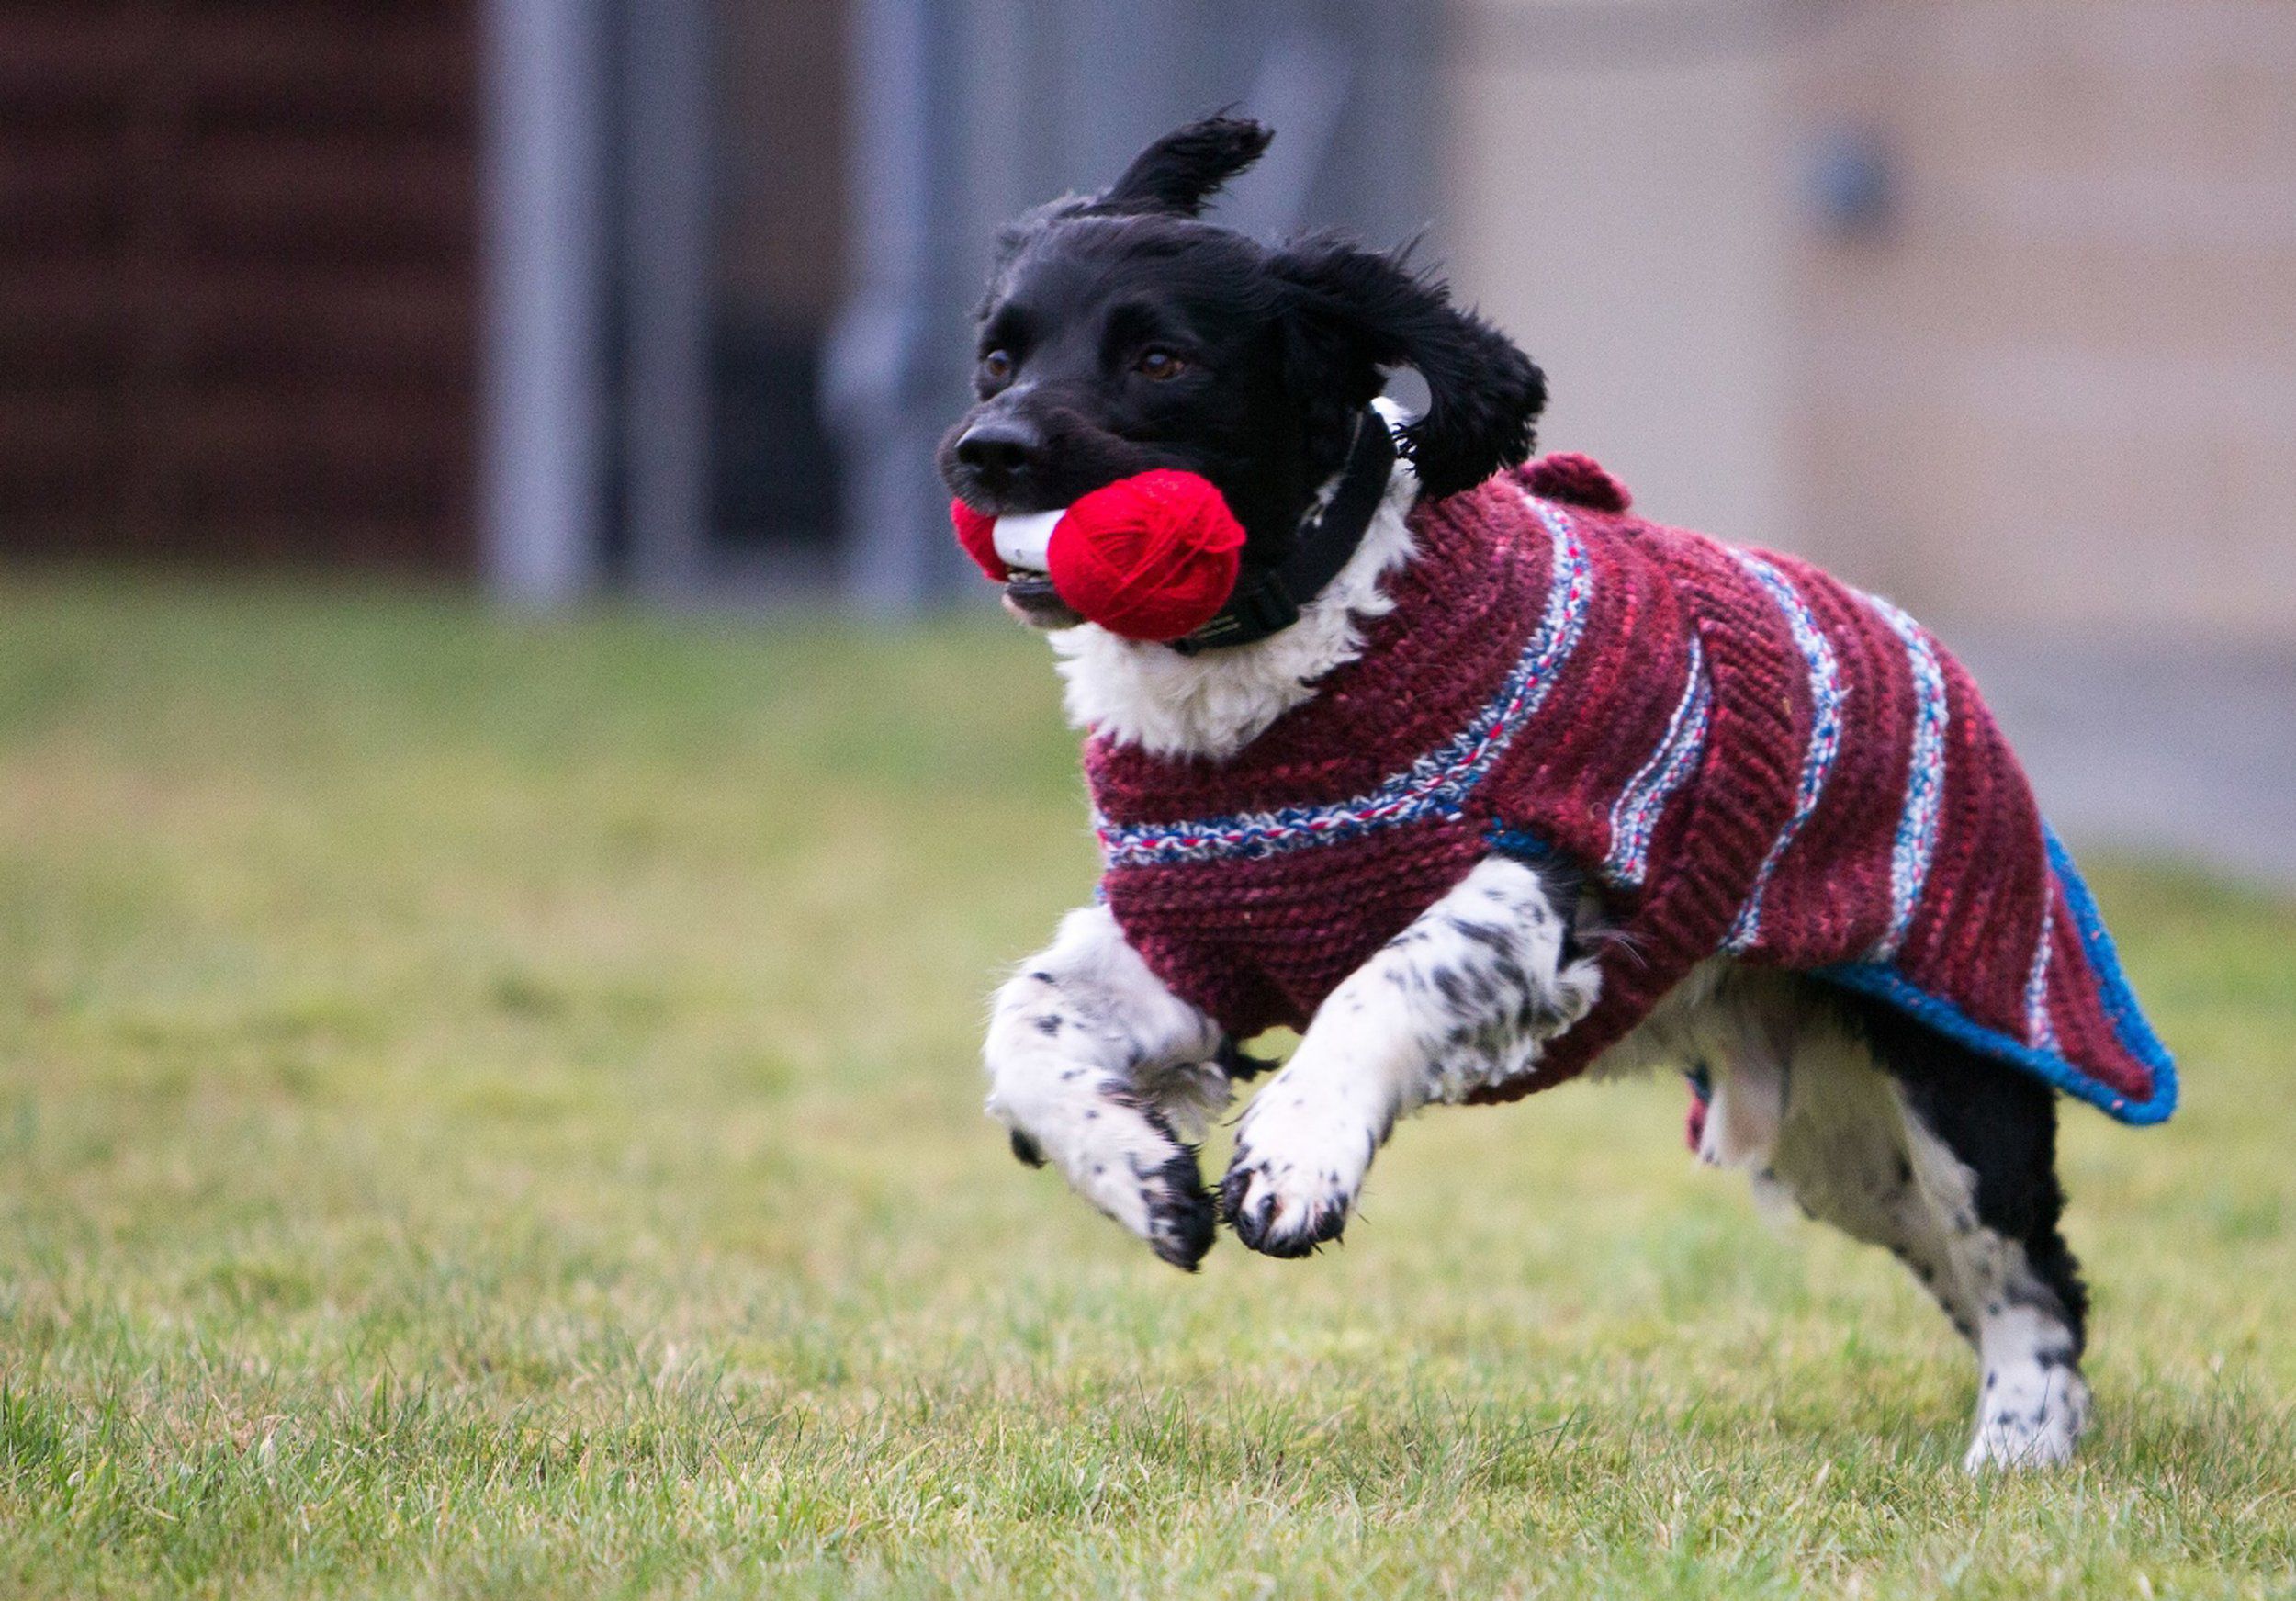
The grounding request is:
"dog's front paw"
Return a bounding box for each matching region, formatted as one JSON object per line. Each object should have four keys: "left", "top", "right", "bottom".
{"left": 996, "top": 1084, "right": 1219, "bottom": 1271}
{"left": 1132, "top": 1133, "right": 1220, "bottom": 1271}
{"left": 1219, "top": 1088, "right": 1379, "bottom": 1257}
{"left": 1071, "top": 1096, "right": 1219, "bottom": 1270}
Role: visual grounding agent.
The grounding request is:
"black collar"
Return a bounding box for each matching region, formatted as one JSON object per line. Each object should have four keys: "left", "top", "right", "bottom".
{"left": 1171, "top": 412, "right": 1398, "bottom": 655}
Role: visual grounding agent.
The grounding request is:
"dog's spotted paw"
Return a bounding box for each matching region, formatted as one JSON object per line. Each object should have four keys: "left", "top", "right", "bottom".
{"left": 1137, "top": 1141, "right": 1220, "bottom": 1271}
{"left": 1015, "top": 1088, "right": 1218, "bottom": 1271}
{"left": 1218, "top": 1088, "right": 1378, "bottom": 1257}
{"left": 1964, "top": 1368, "right": 2088, "bottom": 1472}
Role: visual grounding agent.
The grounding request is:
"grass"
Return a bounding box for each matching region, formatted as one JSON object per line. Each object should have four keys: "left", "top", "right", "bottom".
{"left": 1, "top": 574, "right": 2292, "bottom": 1599}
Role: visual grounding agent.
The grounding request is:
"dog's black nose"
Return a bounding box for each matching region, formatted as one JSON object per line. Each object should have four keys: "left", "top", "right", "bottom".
{"left": 953, "top": 416, "right": 1043, "bottom": 481}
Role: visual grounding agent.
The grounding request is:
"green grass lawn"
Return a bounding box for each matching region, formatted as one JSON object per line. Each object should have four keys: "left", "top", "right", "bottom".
{"left": 3, "top": 577, "right": 2292, "bottom": 1599}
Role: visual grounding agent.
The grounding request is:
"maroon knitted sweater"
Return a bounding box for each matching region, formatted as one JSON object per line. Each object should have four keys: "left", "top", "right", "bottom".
{"left": 1086, "top": 459, "right": 2176, "bottom": 1123}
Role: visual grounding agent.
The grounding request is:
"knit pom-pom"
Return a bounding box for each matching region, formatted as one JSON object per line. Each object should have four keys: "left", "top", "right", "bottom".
{"left": 1048, "top": 469, "right": 1244, "bottom": 641}
{"left": 950, "top": 499, "right": 1009, "bottom": 581}
{"left": 1525, "top": 452, "right": 1631, "bottom": 513}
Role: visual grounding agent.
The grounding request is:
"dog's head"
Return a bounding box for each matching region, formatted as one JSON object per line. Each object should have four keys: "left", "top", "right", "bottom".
{"left": 937, "top": 116, "right": 1546, "bottom": 629}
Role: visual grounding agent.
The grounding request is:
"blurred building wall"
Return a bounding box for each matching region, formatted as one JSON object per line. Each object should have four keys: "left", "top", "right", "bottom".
{"left": 0, "top": 1, "right": 480, "bottom": 571}
{"left": 6, "top": 0, "right": 2289, "bottom": 648}
{"left": 1446, "top": 1, "right": 1795, "bottom": 547}
{"left": 1446, "top": 0, "right": 2296, "bottom": 647}
{"left": 1786, "top": 0, "right": 2296, "bottom": 644}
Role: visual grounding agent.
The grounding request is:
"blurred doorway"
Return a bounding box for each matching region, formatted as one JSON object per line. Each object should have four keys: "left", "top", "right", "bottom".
{"left": 709, "top": 0, "right": 850, "bottom": 587}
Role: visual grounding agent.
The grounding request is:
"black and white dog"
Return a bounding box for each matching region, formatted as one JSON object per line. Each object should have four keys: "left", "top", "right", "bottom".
{"left": 940, "top": 118, "right": 2089, "bottom": 1471}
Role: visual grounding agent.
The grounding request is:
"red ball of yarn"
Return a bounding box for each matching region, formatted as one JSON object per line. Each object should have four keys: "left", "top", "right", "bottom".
{"left": 949, "top": 499, "right": 1008, "bottom": 581}
{"left": 1047, "top": 470, "right": 1244, "bottom": 641}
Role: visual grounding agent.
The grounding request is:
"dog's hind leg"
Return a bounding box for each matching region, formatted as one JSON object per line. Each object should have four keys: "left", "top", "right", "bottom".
{"left": 985, "top": 905, "right": 1231, "bottom": 1269}
{"left": 1220, "top": 853, "right": 1600, "bottom": 1257}
{"left": 1760, "top": 988, "right": 2089, "bottom": 1471}
{"left": 1847, "top": 994, "right": 2090, "bottom": 1471}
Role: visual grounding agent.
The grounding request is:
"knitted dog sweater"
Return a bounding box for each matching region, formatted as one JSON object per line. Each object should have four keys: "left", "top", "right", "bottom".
{"left": 1086, "top": 459, "right": 2177, "bottom": 1123}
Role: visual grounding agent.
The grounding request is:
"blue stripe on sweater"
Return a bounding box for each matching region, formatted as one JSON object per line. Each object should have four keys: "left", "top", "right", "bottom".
{"left": 1859, "top": 593, "right": 1948, "bottom": 962}
{"left": 1724, "top": 553, "right": 1846, "bottom": 953}
{"left": 1097, "top": 499, "right": 1592, "bottom": 869}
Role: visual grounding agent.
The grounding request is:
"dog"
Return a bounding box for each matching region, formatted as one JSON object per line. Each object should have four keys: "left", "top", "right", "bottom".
{"left": 938, "top": 117, "right": 2154, "bottom": 1471}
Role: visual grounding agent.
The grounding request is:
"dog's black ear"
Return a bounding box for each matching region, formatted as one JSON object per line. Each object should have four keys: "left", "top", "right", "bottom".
{"left": 1086, "top": 116, "right": 1274, "bottom": 219}
{"left": 1271, "top": 236, "right": 1546, "bottom": 499}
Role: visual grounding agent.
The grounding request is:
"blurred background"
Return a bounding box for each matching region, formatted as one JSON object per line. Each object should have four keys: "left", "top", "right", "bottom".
{"left": 2, "top": 0, "right": 2291, "bottom": 881}
{"left": 4, "top": 15, "right": 2295, "bottom": 1584}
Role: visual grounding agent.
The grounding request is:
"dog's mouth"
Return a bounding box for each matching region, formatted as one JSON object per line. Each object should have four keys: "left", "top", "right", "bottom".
{"left": 982, "top": 506, "right": 1085, "bottom": 628}
{"left": 1001, "top": 568, "right": 1085, "bottom": 629}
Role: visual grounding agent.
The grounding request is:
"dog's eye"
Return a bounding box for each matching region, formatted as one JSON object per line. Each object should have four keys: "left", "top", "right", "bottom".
{"left": 1134, "top": 348, "right": 1187, "bottom": 381}
{"left": 980, "top": 349, "right": 1015, "bottom": 384}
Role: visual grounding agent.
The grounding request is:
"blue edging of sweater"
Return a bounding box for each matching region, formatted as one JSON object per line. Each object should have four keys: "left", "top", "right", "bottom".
{"left": 1486, "top": 821, "right": 2178, "bottom": 1126}
{"left": 1820, "top": 824, "right": 2176, "bottom": 1125}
